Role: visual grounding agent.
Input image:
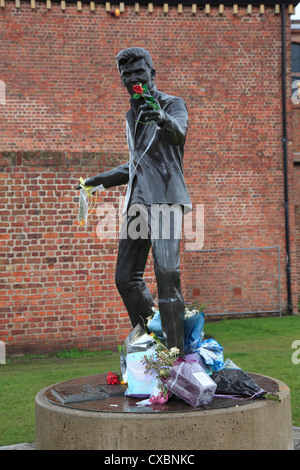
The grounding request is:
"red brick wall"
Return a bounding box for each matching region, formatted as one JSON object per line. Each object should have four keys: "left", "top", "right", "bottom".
{"left": 293, "top": 105, "right": 300, "bottom": 297}
{"left": 0, "top": 2, "right": 298, "bottom": 354}
{"left": 292, "top": 26, "right": 300, "bottom": 299}
{"left": 295, "top": 203, "right": 300, "bottom": 296}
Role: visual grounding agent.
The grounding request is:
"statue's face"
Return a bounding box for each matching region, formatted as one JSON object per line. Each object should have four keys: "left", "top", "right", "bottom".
{"left": 120, "top": 57, "right": 155, "bottom": 97}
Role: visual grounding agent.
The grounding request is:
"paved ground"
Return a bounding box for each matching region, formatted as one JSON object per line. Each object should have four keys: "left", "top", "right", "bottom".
{"left": 293, "top": 426, "right": 300, "bottom": 450}
{"left": 1, "top": 427, "right": 300, "bottom": 450}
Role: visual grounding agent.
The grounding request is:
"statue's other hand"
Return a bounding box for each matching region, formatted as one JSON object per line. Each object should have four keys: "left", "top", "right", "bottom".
{"left": 76, "top": 176, "right": 98, "bottom": 190}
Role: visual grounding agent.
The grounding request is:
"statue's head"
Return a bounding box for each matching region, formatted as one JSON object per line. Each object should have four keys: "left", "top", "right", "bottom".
{"left": 116, "top": 47, "right": 156, "bottom": 97}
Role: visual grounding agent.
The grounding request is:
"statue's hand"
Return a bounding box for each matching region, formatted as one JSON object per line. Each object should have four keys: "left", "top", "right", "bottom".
{"left": 83, "top": 176, "right": 97, "bottom": 187}
{"left": 139, "top": 101, "right": 166, "bottom": 127}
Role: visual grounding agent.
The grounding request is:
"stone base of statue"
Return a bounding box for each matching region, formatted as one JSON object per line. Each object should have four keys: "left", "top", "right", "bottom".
{"left": 35, "top": 372, "right": 293, "bottom": 450}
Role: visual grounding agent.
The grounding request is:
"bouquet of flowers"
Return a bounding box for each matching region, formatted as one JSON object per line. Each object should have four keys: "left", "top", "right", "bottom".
{"left": 142, "top": 341, "right": 181, "bottom": 381}
{"left": 140, "top": 341, "right": 181, "bottom": 405}
{"left": 106, "top": 371, "right": 121, "bottom": 385}
{"left": 142, "top": 341, "right": 217, "bottom": 408}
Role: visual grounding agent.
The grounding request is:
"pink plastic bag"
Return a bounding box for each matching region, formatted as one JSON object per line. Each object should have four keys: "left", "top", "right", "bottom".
{"left": 163, "top": 358, "right": 217, "bottom": 407}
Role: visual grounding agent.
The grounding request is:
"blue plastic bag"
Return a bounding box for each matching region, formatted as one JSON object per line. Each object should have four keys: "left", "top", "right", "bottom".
{"left": 220, "top": 358, "right": 241, "bottom": 370}
{"left": 196, "top": 338, "right": 224, "bottom": 372}
{"left": 147, "top": 310, "right": 205, "bottom": 355}
{"left": 184, "top": 312, "right": 205, "bottom": 355}
{"left": 147, "top": 309, "right": 163, "bottom": 338}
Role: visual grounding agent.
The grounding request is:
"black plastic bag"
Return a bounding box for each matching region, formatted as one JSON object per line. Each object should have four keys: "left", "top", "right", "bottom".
{"left": 211, "top": 369, "right": 263, "bottom": 398}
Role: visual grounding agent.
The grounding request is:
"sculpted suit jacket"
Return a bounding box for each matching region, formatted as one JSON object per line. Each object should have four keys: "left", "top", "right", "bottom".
{"left": 97, "top": 84, "right": 192, "bottom": 213}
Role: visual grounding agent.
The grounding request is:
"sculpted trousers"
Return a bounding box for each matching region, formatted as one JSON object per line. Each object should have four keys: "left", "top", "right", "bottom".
{"left": 115, "top": 203, "right": 185, "bottom": 355}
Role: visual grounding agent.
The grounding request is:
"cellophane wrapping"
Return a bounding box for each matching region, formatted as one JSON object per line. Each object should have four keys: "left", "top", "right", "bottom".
{"left": 163, "top": 358, "right": 217, "bottom": 407}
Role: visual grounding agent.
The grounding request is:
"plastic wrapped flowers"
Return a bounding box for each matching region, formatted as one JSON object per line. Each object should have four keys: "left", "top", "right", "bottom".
{"left": 119, "top": 323, "right": 217, "bottom": 408}
{"left": 142, "top": 347, "right": 217, "bottom": 408}
{"left": 147, "top": 304, "right": 206, "bottom": 355}
{"left": 118, "top": 304, "right": 282, "bottom": 408}
{"left": 118, "top": 304, "right": 218, "bottom": 407}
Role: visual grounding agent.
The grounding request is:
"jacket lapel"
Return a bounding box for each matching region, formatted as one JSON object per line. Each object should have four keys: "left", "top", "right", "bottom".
{"left": 126, "top": 109, "right": 135, "bottom": 153}
{"left": 126, "top": 108, "right": 156, "bottom": 157}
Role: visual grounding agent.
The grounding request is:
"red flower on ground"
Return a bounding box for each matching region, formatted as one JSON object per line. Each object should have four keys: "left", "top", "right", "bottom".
{"left": 133, "top": 84, "right": 144, "bottom": 94}
{"left": 106, "top": 371, "right": 120, "bottom": 385}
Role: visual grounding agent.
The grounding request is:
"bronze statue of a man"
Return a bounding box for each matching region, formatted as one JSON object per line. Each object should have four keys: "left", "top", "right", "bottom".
{"left": 79, "top": 48, "right": 191, "bottom": 355}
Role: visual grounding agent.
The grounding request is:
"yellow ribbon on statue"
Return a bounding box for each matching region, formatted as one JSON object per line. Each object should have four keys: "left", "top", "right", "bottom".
{"left": 78, "top": 177, "right": 94, "bottom": 197}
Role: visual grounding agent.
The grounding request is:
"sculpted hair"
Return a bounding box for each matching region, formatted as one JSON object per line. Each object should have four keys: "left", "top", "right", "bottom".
{"left": 116, "top": 47, "right": 154, "bottom": 73}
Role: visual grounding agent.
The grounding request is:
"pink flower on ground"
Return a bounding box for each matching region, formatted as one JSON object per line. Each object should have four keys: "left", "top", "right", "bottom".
{"left": 149, "top": 390, "right": 170, "bottom": 405}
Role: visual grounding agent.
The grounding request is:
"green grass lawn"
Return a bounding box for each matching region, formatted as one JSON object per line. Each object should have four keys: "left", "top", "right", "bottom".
{"left": 204, "top": 315, "right": 300, "bottom": 429}
{"left": 0, "top": 315, "right": 299, "bottom": 446}
{"left": 0, "top": 350, "right": 121, "bottom": 446}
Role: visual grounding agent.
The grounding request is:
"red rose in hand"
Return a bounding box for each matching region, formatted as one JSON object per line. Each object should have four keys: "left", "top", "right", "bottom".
{"left": 133, "top": 84, "right": 144, "bottom": 94}
{"left": 106, "top": 371, "right": 120, "bottom": 385}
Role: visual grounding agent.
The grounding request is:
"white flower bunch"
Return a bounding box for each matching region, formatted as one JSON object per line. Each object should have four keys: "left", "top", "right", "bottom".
{"left": 184, "top": 307, "right": 199, "bottom": 318}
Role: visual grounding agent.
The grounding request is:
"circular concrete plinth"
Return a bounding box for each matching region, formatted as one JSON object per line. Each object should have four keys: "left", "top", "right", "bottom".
{"left": 35, "top": 373, "right": 293, "bottom": 450}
